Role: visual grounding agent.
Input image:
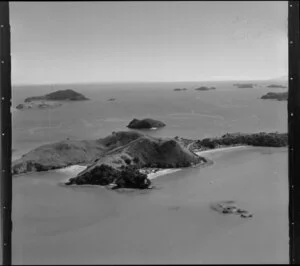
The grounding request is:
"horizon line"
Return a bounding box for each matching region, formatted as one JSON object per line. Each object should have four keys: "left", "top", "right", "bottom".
{"left": 12, "top": 77, "right": 287, "bottom": 87}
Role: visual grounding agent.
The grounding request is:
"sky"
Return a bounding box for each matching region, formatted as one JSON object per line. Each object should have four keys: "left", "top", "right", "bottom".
{"left": 10, "top": 1, "right": 288, "bottom": 85}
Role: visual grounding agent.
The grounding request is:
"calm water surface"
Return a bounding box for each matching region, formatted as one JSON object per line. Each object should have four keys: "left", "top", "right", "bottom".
{"left": 11, "top": 81, "right": 288, "bottom": 264}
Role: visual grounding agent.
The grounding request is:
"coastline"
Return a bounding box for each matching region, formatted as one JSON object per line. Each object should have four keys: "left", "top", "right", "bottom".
{"left": 194, "top": 145, "right": 249, "bottom": 156}
{"left": 58, "top": 145, "right": 250, "bottom": 184}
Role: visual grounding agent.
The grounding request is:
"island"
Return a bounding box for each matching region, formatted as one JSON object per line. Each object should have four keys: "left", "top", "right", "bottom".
{"left": 233, "top": 83, "right": 256, "bottom": 88}
{"left": 260, "top": 92, "right": 288, "bottom": 101}
{"left": 195, "top": 86, "right": 216, "bottom": 91}
{"left": 127, "top": 118, "right": 166, "bottom": 129}
{"left": 174, "top": 88, "right": 188, "bottom": 91}
{"left": 267, "top": 84, "right": 287, "bottom": 88}
{"left": 16, "top": 89, "right": 90, "bottom": 110}
{"left": 24, "top": 89, "right": 89, "bottom": 102}
{"left": 108, "top": 98, "right": 116, "bottom": 101}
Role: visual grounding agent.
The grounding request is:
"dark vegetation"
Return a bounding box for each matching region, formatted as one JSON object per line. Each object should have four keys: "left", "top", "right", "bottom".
{"left": 66, "top": 164, "right": 151, "bottom": 189}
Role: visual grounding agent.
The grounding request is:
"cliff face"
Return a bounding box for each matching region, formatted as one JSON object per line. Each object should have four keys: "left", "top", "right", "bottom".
{"left": 127, "top": 118, "right": 166, "bottom": 129}
{"left": 24, "top": 89, "right": 89, "bottom": 102}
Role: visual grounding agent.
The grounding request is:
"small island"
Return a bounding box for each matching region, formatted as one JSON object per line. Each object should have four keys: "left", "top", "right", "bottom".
{"left": 261, "top": 92, "right": 288, "bottom": 101}
{"left": 195, "top": 86, "right": 216, "bottom": 91}
{"left": 127, "top": 118, "right": 166, "bottom": 129}
{"left": 174, "top": 88, "right": 188, "bottom": 91}
{"left": 108, "top": 98, "right": 116, "bottom": 101}
{"left": 267, "top": 84, "right": 287, "bottom": 88}
{"left": 233, "top": 83, "right": 256, "bottom": 88}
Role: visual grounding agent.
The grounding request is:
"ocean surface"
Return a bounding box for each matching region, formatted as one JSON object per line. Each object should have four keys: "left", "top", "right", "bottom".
{"left": 8, "top": 81, "right": 288, "bottom": 263}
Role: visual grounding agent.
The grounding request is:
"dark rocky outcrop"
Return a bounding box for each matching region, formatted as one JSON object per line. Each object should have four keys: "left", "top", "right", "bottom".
{"left": 195, "top": 86, "right": 216, "bottom": 91}
{"left": 127, "top": 118, "right": 166, "bottom": 129}
{"left": 24, "top": 89, "right": 89, "bottom": 102}
{"left": 261, "top": 92, "right": 288, "bottom": 101}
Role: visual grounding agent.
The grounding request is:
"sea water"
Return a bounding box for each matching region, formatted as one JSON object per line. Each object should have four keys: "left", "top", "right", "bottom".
{"left": 10, "top": 81, "right": 288, "bottom": 264}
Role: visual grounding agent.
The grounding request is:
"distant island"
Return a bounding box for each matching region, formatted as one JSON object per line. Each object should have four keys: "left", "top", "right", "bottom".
{"left": 16, "top": 101, "right": 63, "bottom": 110}
{"left": 261, "top": 92, "right": 288, "bottom": 101}
{"left": 16, "top": 89, "right": 89, "bottom": 110}
{"left": 12, "top": 131, "right": 288, "bottom": 189}
{"left": 267, "top": 84, "right": 287, "bottom": 89}
{"left": 24, "top": 89, "right": 89, "bottom": 102}
{"left": 174, "top": 88, "right": 187, "bottom": 91}
{"left": 195, "top": 86, "right": 216, "bottom": 91}
{"left": 108, "top": 98, "right": 116, "bottom": 101}
{"left": 233, "top": 83, "right": 256, "bottom": 88}
{"left": 127, "top": 118, "right": 166, "bottom": 129}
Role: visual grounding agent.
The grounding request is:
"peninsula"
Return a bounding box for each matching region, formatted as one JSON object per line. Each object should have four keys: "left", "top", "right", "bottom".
{"left": 12, "top": 130, "right": 287, "bottom": 190}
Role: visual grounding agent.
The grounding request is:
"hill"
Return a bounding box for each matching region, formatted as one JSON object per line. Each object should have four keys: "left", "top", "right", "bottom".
{"left": 66, "top": 134, "right": 205, "bottom": 188}
{"left": 12, "top": 131, "right": 144, "bottom": 175}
